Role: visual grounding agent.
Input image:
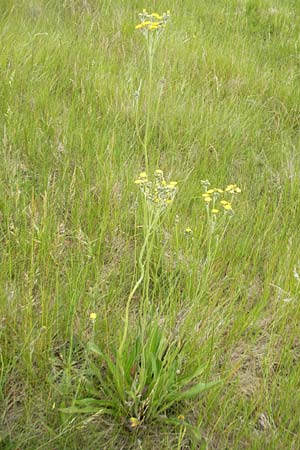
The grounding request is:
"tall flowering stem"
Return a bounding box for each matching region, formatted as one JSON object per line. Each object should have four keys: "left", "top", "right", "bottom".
{"left": 119, "top": 169, "right": 177, "bottom": 355}
{"left": 135, "top": 10, "right": 170, "bottom": 171}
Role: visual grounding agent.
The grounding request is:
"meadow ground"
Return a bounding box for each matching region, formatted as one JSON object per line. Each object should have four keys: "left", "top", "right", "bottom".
{"left": 1, "top": 0, "right": 300, "bottom": 449}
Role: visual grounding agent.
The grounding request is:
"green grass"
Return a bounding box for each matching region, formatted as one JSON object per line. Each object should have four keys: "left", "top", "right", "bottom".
{"left": 1, "top": 0, "right": 300, "bottom": 448}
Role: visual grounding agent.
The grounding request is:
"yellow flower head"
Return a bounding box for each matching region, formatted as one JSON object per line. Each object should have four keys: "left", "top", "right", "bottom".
{"left": 151, "top": 12, "right": 163, "bottom": 20}
{"left": 177, "top": 414, "right": 185, "bottom": 421}
{"left": 135, "top": 20, "right": 152, "bottom": 30}
{"left": 212, "top": 209, "right": 219, "bottom": 214}
{"left": 223, "top": 203, "right": 232, "bottom": 210}
{"left": 204, "top": 196, "right": 212, "bottom": 203}
{"left": 225, "top": 184, "right": 236, "bottom": 192}
{"left": 139, "top": 171, "right": 147, "bottom": 178}
{"left": 154, "top": 169, "right": 163, "bottom": 175}
{"left": 184, "top": 227, "right": 192, "bottom": 234}
{"left": 220, "top": 200, "right": 228, "bottom": 205}
{"left": 90, "top": 312, "right": 97, "bottom": 321}
{"left": 128, "top": 417, "right": 140, "bottom": 429}
{"left": 149, "top": 23, "right": 159, "bottom": 30}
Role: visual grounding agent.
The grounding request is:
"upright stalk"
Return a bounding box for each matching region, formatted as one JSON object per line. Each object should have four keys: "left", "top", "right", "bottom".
{"left": 143, "top": 38, "right": 154, "bottom": 171}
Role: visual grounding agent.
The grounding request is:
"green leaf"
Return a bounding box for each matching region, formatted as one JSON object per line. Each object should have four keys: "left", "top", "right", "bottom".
{"left": 88, "top": 341, "right": 125, "bottom": 402}
{"left": 158, "top": 379, "right": 221, "bottom": 414}
{"left": 178, "top": 363, "right": 209, "bottom": 387}
{"left": 177, "top": 380, "right": 219, "bottom": 400}
{"left": 59, "top": 406, "right": 111, "bottom": 415}
{"left": 75, "top": 398, "right": 116, "bottom": 409}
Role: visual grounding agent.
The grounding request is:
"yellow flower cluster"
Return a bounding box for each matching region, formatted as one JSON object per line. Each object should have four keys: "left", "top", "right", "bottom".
{"left": 201, "top": 182, "right": 241, "bottom": 214}
{"left": 135, "top": 10, "right": 170, "bottom": 32}
{"left": 135, "top": 169, "right": 177, "bottom": 211}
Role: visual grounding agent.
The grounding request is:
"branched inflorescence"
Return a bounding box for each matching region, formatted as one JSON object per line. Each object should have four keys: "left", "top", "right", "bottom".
{"left": 135, "top": 9, "right": 170, "bottom": 34}
{"left": 135, "top": 169, "right": 177, "bottom": 212}
{"left": 201, "top": 180, "right": 241, "bottom": 215}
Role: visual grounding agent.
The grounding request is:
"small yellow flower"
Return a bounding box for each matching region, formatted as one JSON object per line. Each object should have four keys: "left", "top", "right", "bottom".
{"left": 235, "top": 187, "right": 241, "bottom": 193}
{"left": 128, "top": 417, "right": 140, "bottom": 429}
{"left": 223, "top": 203, "right": 232, "bottom": 210}
{"left": 139, "top": 171, "right": 147, "bottom": 178}
{"left": 135, "top": 21, "right": 152, "bottom": 30}
{"left": 215, "top": 188, "right": 224, "bottom": 193}
{"left": 154, "top": 169, "right": 163, "bottom": 175}
{"left": 177, "top": 414, "right": 185, "bottom": 421}
{"left": 204, "top": 196, "right": 212, "bottom": 203}
{"left": 90, "top": 312, "right": 97, "bottom": 321}
{"left": 149, "top": 24, "right": 159, "bottom": 30}
{"left": 212, "top": 209, "right": 219, "bottom": 214}
{"left": 207, "top": 189, "right": 215, "bottom": 194}
{"left": 134, "top": 179, "right": 143, "bottom": 184}
{"left": 220, "top": 200, "right": 228, "bottom": 205}
{"left": 151, "top": 13, "right": 163, "bottom": 20}
{"left": 202, "top": 193, "right": 210, "bottom": 198}
{"left": 225, "top": 184, "right": 237, "bottom": 192}
{"left": 184, "top": 227, "right": 192, "bottom": 234}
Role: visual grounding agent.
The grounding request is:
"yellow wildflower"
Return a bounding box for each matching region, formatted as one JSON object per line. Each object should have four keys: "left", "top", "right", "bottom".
{"left": 139, "top": 171, "right": 147, "bottom": 178}
{"left": 149, "top": 24, "right": 159, "bottom": 30}
{"left": 184, "top": 227, "right": 192, "bottom": 234}
{"left": 215, "top": 188, "right": 224, "bottom": 193}
{"left": 151, "top": 13, "right": 163, "bottom": 20}
{"left": 155, "top": 169, "right": 163, "bottom": 175}
{"left": 128, "top": 417, "right": 140, "bottom": 429}
{"left": 207, "top": 189, "right": 215, "bottom": 194}
{"left": 204, "top": 196, "right": 212, "bottom": 203}
{"left": 225, "top": 184, "right": 237, "bottom": 192}
{"left": 220, "top": 200, "right": 228, "bottom": 205}
{"left": 90, "top": 312, "right": 97, "bottom": 321}
{"left": 212, "top": 209, "right": 219, "bottom": 214}
{"left": 177, "top": 414, "right": 185, "bottom": 421}
{"left": 223, "top": 203, "right": 232, "bottom": 210}
{"left": 202, "top": 193, "right": 210, "bottom": 197}
{"left": 135, "top": 21, "right": 152, "bottom": 30}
